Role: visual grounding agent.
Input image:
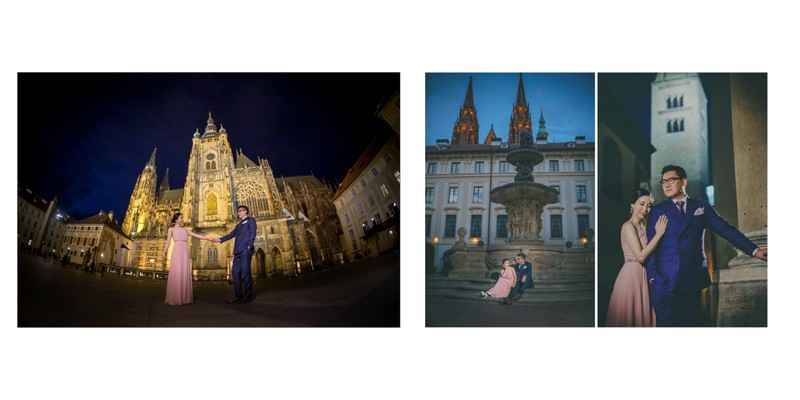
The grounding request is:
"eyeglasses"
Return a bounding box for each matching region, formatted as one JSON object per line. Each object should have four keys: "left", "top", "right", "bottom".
{"left": 660, "top": 177, "right": 682, "bottom": 185}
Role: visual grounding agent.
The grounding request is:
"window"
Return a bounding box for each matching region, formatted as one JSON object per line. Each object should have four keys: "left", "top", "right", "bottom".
{"left": 448, "top": 187, "right": 458, "bottom": 203}
{"left": 549, "top": 160, "right": 559, "bottom": 171}
{"left": 383, "top": 154, "right": 391, "bottom": 163}
{"left": 357, "top": 203, "right": 364, "bottom": 214}
{"left": 368, "top": 195, "right": 375, "bottom": 207}
{"left": 550, "top": 185, "right": 560, "bottom": 202}
{"left": 425, "top": 187, "right": 434, "bottom": 204}
{"left": 350, "top": 188, "right": 357, "bottom": 197}
{"left": 450, "top": 162, "right": 461, "bottom": 174}
{"left": 472, "top": 186, "right": 483, "bottom": 203}
{"left": 474, "top": 161, "right": 484, "bottom": 173}
{"left": 551, "top": 215, "right": 563, "bottom": 238}
{"left": 207, "top": 246, "right": 218, "bottom": 263}
{"left": 470, "top": 215, "right": 482, "bottom": 238}
{"left": 577, "top": 185, "right": 587, "bottom": 202}
{"left": 496, "top": 215, "right": 508, "bottom": 238}
{"left": 667, "top": 120, "right": 672, "bottom": 133}
{"left": 344, "top": 213, "right": 350, "bottom": 224}
{"left": 444, "top": 215, "right": 457, "bottom": 237}
{"left": 498, "top": 161, "right": 509, "bottom": 172}
{"left": 349, "top": 229, "right": 358, "bottom": 251}
{"left": 371, "top": 167, "right": 379, "bottom": 177}
{"left": 380, "top": 184, "right": 389, "bottom": 197}
{"left": 360, "top": 179, "right": 367, "bottom": 187}
{"left": 574, "top": 160, "right": 584, "bottom": 171}
{"left": 425, "top": 215, "right": 432, "bottom": 237}
{"left": 373, "top": 213, "right": 382, "bottom": 225}
{"left": 427, "top": 163, "right": 437, "bottom": 174}
{"left": 394, "top": 170, "right": 400, "bottom": 183}
{"left": 207, "top": 193, "right": 218, "bottom": 216}
{"left": 577, "top": 214, "right": 590, "bottom": 238}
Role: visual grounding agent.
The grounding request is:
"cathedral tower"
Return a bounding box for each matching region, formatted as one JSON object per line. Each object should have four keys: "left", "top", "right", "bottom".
{"left": 121, "top": 148, "right": 158, "bottom": 236}
{"left": 508, "top": 73, "right": 532, "bottom": 144}
{"left": 451, "top": 76, "right": 479, "bottom": 145}
{"left": 650, "top": 73, "right": 709, "bottom": 201}
{"left": 181, "top": 112, "right": 237, "bottom": 226}
{"left": 535, "top": 108, "right": 549, "bottom": 145}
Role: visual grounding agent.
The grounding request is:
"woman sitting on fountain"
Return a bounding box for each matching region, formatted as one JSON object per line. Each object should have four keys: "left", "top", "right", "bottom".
{"left": 481, "top": 259, "right": 516, "bottom": 298}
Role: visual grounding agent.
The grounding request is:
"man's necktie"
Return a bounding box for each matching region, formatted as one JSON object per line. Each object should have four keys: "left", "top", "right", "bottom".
{"left": 676, "top": 200, "right": 685, "bottom": 215}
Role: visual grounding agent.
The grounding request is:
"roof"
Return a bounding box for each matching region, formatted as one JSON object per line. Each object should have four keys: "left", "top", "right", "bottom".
{"left": 333, "top": 129, "right": 396, "bottom": 199}
{"left": 18, "top": 183, "right": 50, "bottom": 212}
{"left": 157, "top": 189, "right": 184, "bottom": 205}
{"left": 425, "top": 140, "right": 594, "bottom": 155}
{"left": 70, "top": 212, "right": 130, "bottom": 239}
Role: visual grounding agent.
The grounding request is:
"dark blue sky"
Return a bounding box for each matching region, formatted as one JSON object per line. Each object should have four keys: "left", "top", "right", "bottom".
{"left": 425, "top": 73, "right": 595, "bottom": 145}
{"left": 18, "top": 73, "right": 399, "bottom": 220}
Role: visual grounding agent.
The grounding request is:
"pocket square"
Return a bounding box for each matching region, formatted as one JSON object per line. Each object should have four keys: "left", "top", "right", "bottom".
{"left": 694, "top": 207, "right": 704, "bottom": 216}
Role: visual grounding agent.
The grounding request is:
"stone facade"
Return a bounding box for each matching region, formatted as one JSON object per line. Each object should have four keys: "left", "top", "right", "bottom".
{"left": 120, "top": 113, "right": 343, "bottom": 279}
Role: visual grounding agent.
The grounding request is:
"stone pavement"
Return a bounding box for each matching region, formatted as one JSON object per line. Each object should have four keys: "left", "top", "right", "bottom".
{"left": 426, "top": 294, "right": 595, "bottom": 327}
{"left": 17, "top": 251, "right": 400, "bottom": 327}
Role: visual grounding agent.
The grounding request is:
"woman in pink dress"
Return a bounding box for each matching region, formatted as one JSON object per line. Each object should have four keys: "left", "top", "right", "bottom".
{"left": 481, "top": 259, "right": 516, "bottom": 298}
{"left": 162, "top": 213, "right": 214, "bottom": 305}
{"left": 606, "top": 189, "right": 668, "bottom": 327}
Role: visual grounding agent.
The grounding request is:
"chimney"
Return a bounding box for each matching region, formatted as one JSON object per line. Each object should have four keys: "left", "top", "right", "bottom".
{"left": 576, "top": 136, "right": 586, "bottom": 144}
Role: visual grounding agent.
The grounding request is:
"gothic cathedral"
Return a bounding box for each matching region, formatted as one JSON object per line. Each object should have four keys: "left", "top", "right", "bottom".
{"left": 121, "top": 113, "right": 343, "bottom": 280}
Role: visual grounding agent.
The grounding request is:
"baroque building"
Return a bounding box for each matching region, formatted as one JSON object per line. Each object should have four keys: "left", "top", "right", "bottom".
{"left": 333, "top": 91, "right": 400, "bottom": 261}
{"left": 426, "top": 76, "right": 594, "bottom": 270}
{"left": 120, "top": 113, "right": 343, "bottom": 280}
{"left": 17, "top": 183, "right": 69, "bottom": 257}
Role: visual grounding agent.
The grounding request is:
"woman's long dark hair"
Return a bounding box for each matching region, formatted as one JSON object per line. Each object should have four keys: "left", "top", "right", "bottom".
{"left": 171, "top": 213, "right": 182, "bottom": 223}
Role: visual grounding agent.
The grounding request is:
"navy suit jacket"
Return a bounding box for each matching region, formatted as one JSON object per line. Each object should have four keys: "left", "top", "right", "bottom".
{"left": 515, "top": 261, "right": 533, "bottom": 288}
{"left": 646, "top": 197, "right": 757, "bottom": 293}
{"left": 220, "top": 216, "right": 257, "bottom": 255}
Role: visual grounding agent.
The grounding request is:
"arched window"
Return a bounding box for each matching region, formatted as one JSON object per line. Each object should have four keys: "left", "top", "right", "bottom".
{"left": 680, "top": 119, "right": 684, "bottom": 131}
{"left": 667, "top": 121, "right": 672, "bottom": 133}
{"left": 236, "top": 180, "right": 270, "bottom": 218}
{"left": 672, "top": 120, "right": 679, "bottom": 132}
{"left": 667, "top": 98, "right": 671, "bottom": 109}
{"left": 207, "top": 193, "right": 218, "bottom": 216}
{"left": 679, "top": 96, "right": 684, "bottom": 107}
{"left": 207, "top": 245, "right": 218, "bottom": 263}
{"left": 212, "top": 161, "right": 217, "bottom": 170}
{"left": 672, "top": 97, "right": 678, "bottom": 108}
{"left": 206, "top": 161, "right": 211, "bottom": 170}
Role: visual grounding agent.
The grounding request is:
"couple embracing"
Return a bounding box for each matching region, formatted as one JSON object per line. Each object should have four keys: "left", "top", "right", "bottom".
{"left": 607, "top": 165, "right": 767, "bottom": 327}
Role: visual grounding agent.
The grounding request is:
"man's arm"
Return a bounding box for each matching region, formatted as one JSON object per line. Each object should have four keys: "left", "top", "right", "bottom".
{"left": 219, "top": 224, "right": 239, "bottom": 244}
{"left": 705, "top": 205, "right": 759, "bottom": 258}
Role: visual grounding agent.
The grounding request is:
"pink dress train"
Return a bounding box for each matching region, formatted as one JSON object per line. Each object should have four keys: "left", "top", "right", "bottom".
{"left": 165, "top": 227, "right": 193, "bottom": 305}
{"left": 606, "top": 223, "right": 655, "bottom": 327}
{"left": 487, "top": 267, "right": 516, "bottom": 298}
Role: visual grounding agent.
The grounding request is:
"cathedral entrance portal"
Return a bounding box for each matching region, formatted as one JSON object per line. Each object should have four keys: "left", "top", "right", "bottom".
{"left": 256, "top": 248, "right": 266, "bottom": 279}
{"left": 270, "top": 247, "right": 282, "bottom": 278}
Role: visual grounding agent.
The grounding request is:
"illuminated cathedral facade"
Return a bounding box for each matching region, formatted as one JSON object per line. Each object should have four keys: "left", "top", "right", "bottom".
{"left": 121, "top": 113, "right": 343, "bottom": 280}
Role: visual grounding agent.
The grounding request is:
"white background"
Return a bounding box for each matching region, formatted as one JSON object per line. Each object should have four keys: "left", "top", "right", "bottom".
{"left": 3, "top": 1, "right": 797, "bottom": 398}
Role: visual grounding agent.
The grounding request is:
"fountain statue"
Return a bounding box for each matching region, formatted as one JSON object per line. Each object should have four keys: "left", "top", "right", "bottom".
{"left": 490, "top": 128, "right": 558, "bottom": 243}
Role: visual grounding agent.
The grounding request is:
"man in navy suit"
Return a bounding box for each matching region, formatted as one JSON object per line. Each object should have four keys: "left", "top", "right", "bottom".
{"left": 646, "top": 165, "right": 767, "bottom": 326}
{"left": 214, "top": 205, "right": 257, "bottom": 303}
{"left": 502, "top": 253, "right": 533, "bottom": 305}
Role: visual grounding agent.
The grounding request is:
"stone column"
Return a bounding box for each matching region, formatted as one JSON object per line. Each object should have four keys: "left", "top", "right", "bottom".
{"left": 716, "top": 74, "right": 767, "bottom": 327}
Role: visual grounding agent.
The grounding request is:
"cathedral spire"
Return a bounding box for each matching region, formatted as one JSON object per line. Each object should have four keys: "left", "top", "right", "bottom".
{"left": 515, "top": 73, "right": 527, "bottom": 106}
{"left": 508, "top": 73, "right": 532, "bottom": 144}
{"left": 483, "top": 124, "right": 497, "bottom": 144}
{"left": 148, "top": 147, "right": 157, "bottom": 166}
{"left": 536, "top": 107, "right": 549, "bottom": 144}
{"left": 159, "top": 168, "right": 170, "bottom": 192}
{"left": 204, "top": 111, "right": 218, "bottom": 135}
{"left": 451, "top": 76, "right": 480, "bottom": 145}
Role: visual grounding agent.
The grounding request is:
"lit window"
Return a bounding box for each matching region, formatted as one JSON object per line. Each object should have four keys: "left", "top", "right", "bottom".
{"left": 380, "top": 184, "right": 389, "bottom": 197}
{"left": 472, "top": 186, "right": 483, "bottom": 203}
{"left": 448, "top": 187, "right": 458, "bottom": 203}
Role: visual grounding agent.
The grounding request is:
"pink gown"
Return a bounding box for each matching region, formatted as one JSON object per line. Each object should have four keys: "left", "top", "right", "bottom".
{"left": 606, "top": 223, "right": 656, "bottom": 327}
{"left": 164, "top": 227, "right": 193, "bottom": 305}
{"left": 487, "top": 267, "right": 516, "bottom": 298}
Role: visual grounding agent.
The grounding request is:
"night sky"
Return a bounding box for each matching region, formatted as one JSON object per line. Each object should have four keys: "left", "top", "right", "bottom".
{"left": 18, "top": 73, "right": 399, "bottom": 220}
{"left": 425, "top": 73, "right": 595, "bottom": 145}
